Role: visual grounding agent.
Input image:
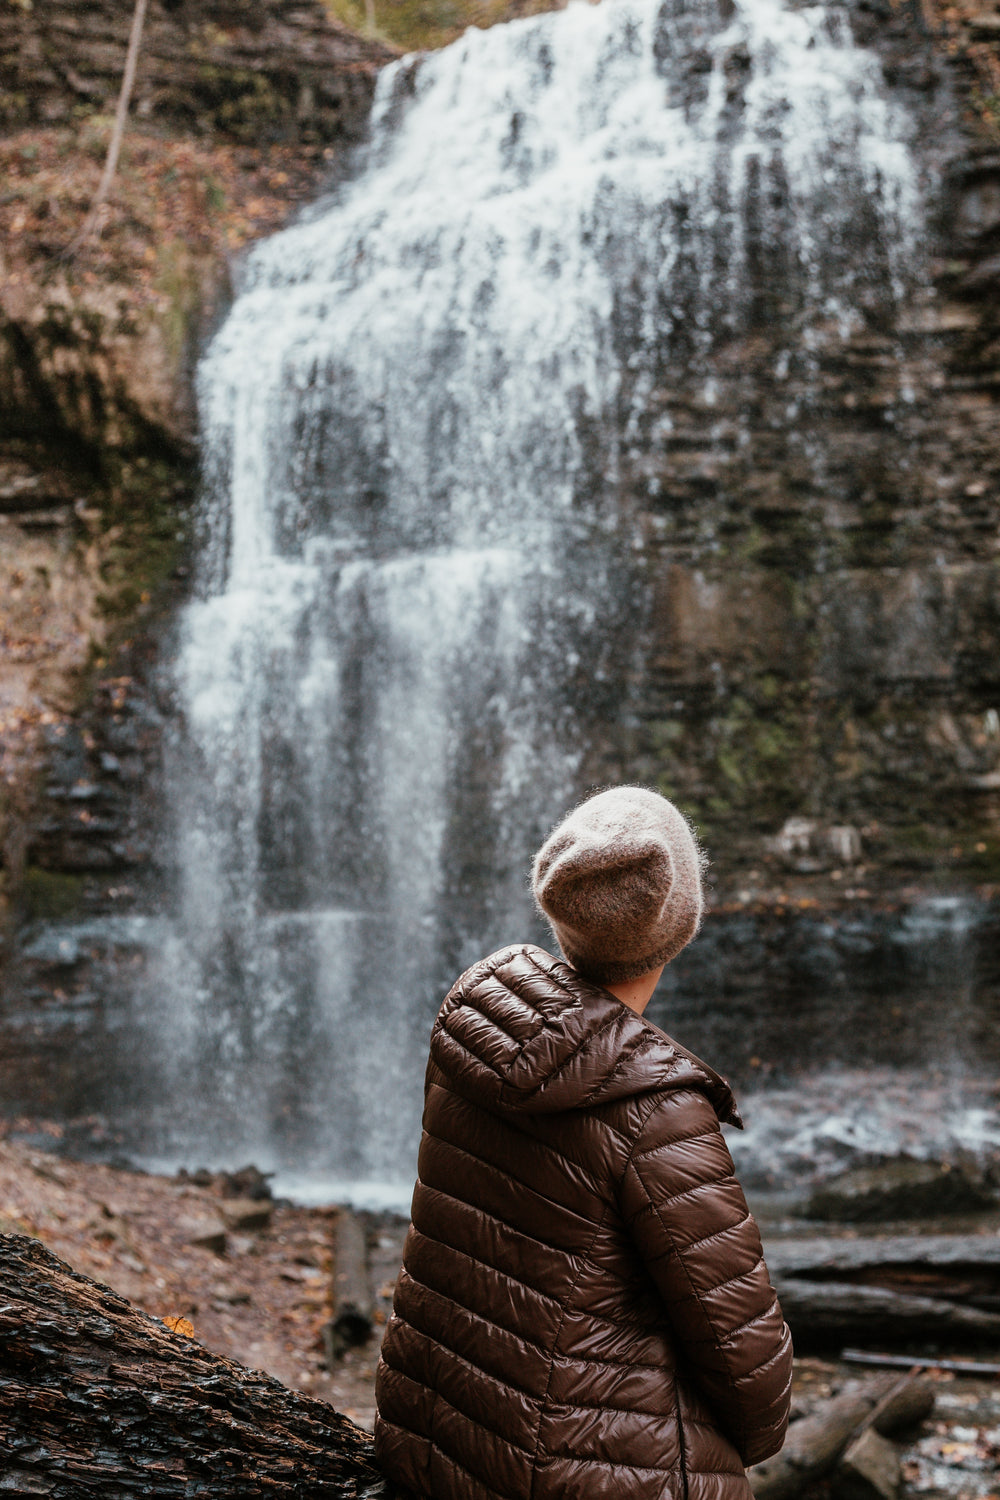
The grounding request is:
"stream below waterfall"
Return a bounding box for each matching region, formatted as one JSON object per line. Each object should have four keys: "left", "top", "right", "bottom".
{"left": 10, "top": 0, "right": 1000, "bottom": 1207}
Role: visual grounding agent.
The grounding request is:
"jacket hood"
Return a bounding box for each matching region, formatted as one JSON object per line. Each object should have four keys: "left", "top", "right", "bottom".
{"left": 430, "top": 944, "right": 742, "bottom": 1127}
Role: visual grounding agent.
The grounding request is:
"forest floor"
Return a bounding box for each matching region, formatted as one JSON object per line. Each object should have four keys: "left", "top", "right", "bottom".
{"left": 1, "top": 1122, "right": 998, "bottom": 1498}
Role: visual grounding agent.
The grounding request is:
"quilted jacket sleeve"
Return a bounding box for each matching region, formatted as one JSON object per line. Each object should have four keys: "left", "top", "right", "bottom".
{"left": 618, "top": 1086, "right": 793, "bottom": 1467}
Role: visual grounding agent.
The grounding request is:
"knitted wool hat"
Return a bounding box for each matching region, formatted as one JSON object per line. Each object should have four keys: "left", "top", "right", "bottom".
{"left": 531, "top": 786, "right": 705, "bottom": 985}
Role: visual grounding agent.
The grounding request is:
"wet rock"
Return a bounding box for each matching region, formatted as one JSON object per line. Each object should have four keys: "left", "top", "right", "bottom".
{"left": 806, "top": 1158, "right": 996, "bottom": 1223}
{"left": 176, "top": 1168, "right": 216, "bottom": 1189}
{"left": 220, "top": 1164, "right": 274, "bottom": 1201}
{"left": 182, "top": 1219, "right": 228, "bottom": 1255}
{"left": 769, "top": 819, "right": 864, "bottom": 873}
{"left": 220, "top": 1198, "right": 273, "bottom": 1233}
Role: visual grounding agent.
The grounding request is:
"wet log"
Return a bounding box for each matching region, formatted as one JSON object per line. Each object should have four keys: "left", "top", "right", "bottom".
{"left": 773, "top": 1277, "right": 1000, "bottom": 1346}
{"left": 327, "top": 1208, "right": 375, "bottom": 1357}
{"left": 749, "top": 1373, "right": 935, "bottom": 1500}
{"left": 765, "top": 1232, "right": 1000, "bottom": 1348}
{"left": 0, "top": 1233, "right": 395, "bottom": 1500}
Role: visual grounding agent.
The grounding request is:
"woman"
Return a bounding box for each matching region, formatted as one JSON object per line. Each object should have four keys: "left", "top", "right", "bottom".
{"left": 374, "top": 786, "right": 792, "bottom": 1500}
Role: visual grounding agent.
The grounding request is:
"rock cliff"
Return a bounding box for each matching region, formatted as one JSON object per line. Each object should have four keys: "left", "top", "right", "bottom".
{"left": 0, "top": 0, "right": 387, "bottom": 139}
{"left": 0, "top": 0, "right": 394, "bottom": 952}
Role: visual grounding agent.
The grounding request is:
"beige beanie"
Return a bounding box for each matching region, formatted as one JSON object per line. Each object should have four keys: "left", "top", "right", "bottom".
{"left": 531, "top": 786, "right": 705, "bottom": 985}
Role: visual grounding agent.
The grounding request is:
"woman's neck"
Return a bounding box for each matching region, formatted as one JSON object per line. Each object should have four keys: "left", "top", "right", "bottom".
{"left": 603, "top": 965, "right": 665, "bottom": 1016}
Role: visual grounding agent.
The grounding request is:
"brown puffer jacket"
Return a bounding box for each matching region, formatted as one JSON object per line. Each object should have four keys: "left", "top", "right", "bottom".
{"left": 374, "top": 944, "right": 792, "bottom": 1500}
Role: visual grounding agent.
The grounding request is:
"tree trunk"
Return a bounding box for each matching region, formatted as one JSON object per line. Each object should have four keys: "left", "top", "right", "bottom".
{"left": 0, "top": 1233, "right": 396, "bottom": 1500}
{"left": 766, "top": 1232, "right": 1000, "bottom": 1283}
{"left": 773, "top": 1276, "right": 1000, "bottom": 1346}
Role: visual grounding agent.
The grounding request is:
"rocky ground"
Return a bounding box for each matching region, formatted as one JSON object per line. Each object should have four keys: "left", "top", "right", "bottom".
{"left": 1, "top": 1121, "right": 999, "bottom": 1499}
{"left": 906, "top": 1380, "right": 1000, "bottom": 1500}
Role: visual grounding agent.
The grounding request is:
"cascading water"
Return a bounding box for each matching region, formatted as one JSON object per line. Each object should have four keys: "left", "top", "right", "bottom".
{"left": 139, "top": 0, "right": 934, "bottom": 1200}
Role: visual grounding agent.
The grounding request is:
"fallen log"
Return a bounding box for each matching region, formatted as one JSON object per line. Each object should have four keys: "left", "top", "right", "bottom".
{"left": 0, "top": 1232, "right": 395, "bottom": 1499}
{"left": 834, "top": 1426, "right": 901, "bottom": 1500}
{"left": 749, "top": 1373, "right": 935, "bottom": 1500}
{"left": 764, "top": 1232, "right": 1000, "bottom": 1348}
{"left": 327, "top": 1208, "right": 375, "bottom": 1358}
{"left": 842, "top": 1349, "right": 1000, "bottom": 1377}
{"left": 773, "top": 1277, "right": 1000, "bottom": 1348}
{"left": 766, "top": 1232, "right": 1000, "bottom": 1284}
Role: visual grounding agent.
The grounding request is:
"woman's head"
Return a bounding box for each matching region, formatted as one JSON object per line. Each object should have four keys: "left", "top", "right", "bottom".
{"left": 531, "top": 786, "right": 705, "bottom": 984}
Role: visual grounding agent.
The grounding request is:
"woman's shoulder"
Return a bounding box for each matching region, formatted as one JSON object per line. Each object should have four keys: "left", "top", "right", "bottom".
{"left": 429, "top": 944, "right": 742, "bottom": 1129}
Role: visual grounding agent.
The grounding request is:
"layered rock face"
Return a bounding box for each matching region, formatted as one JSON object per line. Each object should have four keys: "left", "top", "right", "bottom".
{"left": 67, "top": 0, "right": 994, "bottom": 1190}
{"left": 3, "top": 0, "right": 996, "bottom": 925}
{"left": 616, "top": 0, "right": 1000, "bottom": 893}
{"left": 0, "top": 0, "right": 393, "bottom": 959}
{"left": 0, "top": 0, "right": 387, "bottom": 141}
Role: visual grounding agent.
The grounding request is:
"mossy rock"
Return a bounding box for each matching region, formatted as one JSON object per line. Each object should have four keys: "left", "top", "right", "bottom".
{"left": 22, "top": 868, "right": 87, "bottom": 923}
{"left": 95, "top": 455, "right": 195, "bottom": 627}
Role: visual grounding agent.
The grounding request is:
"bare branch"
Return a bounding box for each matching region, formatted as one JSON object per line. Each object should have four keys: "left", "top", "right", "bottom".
{"left": 67, "top": 0, "right": 150, "bottom": 257}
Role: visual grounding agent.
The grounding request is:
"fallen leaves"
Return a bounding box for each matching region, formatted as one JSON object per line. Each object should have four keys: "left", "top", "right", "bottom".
{"left": 0, "top": 124, "right": 336, "bottom": 304}
{"left": 162, "top": 1314, "right": 195, "bottom": 1338}
{"left": 904, "top": 1413, "right": 1000, "bottom": 1494}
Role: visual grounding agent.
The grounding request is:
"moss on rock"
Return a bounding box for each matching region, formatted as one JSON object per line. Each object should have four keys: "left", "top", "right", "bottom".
{"left": 320, "top": 0, "right": 565, "bottom": 56}
{"left": 22, "top": 867, "right": 87, "bottom": 923}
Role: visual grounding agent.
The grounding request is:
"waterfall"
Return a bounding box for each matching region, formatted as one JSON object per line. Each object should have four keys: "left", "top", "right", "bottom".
{"left": 142, "top": 0, "right": 926, "bottom": 1200}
